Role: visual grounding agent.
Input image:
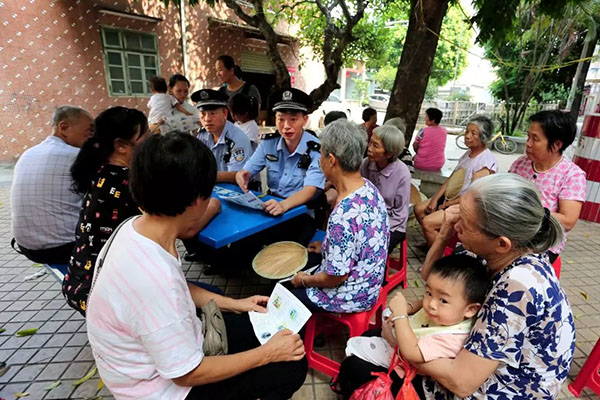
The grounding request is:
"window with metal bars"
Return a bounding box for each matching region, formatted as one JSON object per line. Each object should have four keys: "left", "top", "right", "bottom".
{"left": 100, "top": 28, "right": 160, "bottom": 96}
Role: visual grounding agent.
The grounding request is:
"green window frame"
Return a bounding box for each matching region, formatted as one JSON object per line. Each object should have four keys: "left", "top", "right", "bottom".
{"left": 100, "top": 28, "right": 160, "bottom": 96}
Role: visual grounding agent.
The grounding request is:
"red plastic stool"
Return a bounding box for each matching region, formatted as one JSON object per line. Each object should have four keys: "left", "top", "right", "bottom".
{"left": 304, "top": 292, "right": 388, "bottom": 377}
{"left": 569, "top": 338, "right": 600, "bottom": 397}
{"left": 304, "top": 242, "right": 408, "bottom": 378}
{"left": 552, "top": 256, "right": 561, "bottom": 279}
{"left": 385, "top": 240, "right": 408, "bottom": 292}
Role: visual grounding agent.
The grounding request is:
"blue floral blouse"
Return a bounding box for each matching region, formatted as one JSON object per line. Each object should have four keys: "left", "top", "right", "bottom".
{"left": 423, "top": 253, "right": 575, "bottom": 399}
{"left": 306, "top": 179, "right": 389, "bottom": 312}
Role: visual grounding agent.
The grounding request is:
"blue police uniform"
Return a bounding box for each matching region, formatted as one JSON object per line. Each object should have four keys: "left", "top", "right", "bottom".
{"left": 197, "top": 121, "right": 253, "bottom": 172}
{"left": 243, "top": 130, "right": 325, "bottom": 198}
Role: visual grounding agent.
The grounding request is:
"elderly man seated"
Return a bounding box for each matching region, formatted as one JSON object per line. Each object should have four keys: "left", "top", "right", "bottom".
{"left": 11, "top": 106, "right": 93, "bottom": 264}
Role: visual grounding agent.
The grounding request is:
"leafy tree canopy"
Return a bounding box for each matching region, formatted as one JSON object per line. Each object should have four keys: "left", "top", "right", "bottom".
{"left": 372, "top": 5, "right": 472, "bottom": 93}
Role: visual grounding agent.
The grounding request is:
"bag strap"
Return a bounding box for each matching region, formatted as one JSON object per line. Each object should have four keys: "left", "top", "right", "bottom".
{"left": 387, "top": 346, "right": 401, "bottom": 376}
{"left": 88, "top": 216, "right": 136, "bottom": 298}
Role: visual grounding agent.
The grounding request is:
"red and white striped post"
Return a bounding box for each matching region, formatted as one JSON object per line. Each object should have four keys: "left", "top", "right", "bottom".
{"left": 574, "top": 114, "right": 600, "bottom": 223}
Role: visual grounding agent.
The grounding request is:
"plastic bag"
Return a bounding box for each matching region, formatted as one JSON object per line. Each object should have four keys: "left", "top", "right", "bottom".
{"left": 350, "top": 350, "right": 421, "bottom": 400}
{"left": 350, "top": 370, "right": 396, "bottom": 400}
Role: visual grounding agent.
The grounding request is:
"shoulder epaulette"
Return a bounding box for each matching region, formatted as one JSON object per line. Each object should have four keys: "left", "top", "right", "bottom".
{"left": 306, "top": 140, "right": 321, "bottom": 152}
{"left": 262, "top": 131, "right": 281, "bottom": 140}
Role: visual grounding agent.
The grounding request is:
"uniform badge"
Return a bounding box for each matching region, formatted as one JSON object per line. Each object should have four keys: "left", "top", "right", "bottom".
{"left": 282, "top": 90, "right": 293, "bottom": 101}
{"left": 200, "top": 91, "right": 209, "bottom": 99}
{"left": 233, "top": 147, "right": 245, "bottom": 162}
{"left": 266, "top": 154, "right": 279, "bottom": 162}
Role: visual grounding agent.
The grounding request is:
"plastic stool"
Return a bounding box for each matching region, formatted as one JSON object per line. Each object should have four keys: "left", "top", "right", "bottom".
{"left": 304, "top": 241, "right": 407, "bottom": 378}
{"left": 304, "top": 292, "right": 388, "bottom": 377}
{"left": 569, "top": 338, "right": 600, "bottom": 397}
{"left": 385, "top": 240, "right": 408, "bottom": 292}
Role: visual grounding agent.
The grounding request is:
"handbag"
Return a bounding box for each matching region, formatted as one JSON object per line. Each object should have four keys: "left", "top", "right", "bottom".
{"left": 199, "top": 299, "right": 228, "bottom": 356}
{"left": 350, "top": 348, "right": 421, "bottom": 400}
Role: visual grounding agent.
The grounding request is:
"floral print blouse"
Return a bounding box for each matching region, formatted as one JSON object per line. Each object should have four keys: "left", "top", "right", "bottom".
{"left": 423, "top": 253, "right": 575, "bottom": 399}
{"left": 306, "top": 179, "right": 389, "bottom": 312}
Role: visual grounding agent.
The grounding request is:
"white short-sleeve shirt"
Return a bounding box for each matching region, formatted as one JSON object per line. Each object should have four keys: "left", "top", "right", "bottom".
{"left": 86, "top": 217, "right": 204, "bottom": 400}
{"left": 147, "top": 93, "right": 178, "bottom": 124}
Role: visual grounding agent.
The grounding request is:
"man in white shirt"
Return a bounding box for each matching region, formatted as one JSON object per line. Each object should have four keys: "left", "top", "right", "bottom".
{"left": 87, "top": 133, "right": 307, "bottom": 400}
{"left": 11, "top": 106, "right": 94, "bottom": 264}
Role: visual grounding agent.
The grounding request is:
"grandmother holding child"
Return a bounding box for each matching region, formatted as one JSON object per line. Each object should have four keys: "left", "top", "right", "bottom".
{"left": 337, "top": 173, "right": 574, "bottom": 399}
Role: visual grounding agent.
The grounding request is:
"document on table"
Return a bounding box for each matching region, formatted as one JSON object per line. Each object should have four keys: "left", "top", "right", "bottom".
{"left": 248, "top": 283, "right": 312, "bottom": 345}
{"left": 214, "top": 186, "right": 264, "bottom": 211}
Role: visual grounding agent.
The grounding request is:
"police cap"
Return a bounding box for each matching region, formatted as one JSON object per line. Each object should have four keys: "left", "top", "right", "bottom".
{"left": 191, "top": 89, "right": 229, "bottom": 110}
{"left": 269, "top": 88, "right": 313, "bottom": 114}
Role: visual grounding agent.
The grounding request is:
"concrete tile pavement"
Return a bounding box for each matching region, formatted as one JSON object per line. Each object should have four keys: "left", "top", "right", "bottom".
{"left": 1, "top": 182, "right": 600, "bottom": 399}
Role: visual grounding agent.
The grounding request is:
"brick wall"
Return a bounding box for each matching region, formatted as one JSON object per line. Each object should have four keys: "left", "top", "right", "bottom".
{"left": 0, "top": 0, "right": 311, "bottom": 162}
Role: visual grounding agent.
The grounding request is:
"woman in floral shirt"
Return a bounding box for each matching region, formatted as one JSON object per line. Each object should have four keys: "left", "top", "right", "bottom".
{"left": 416, "top": 173, "right": 574, "bottom": 399}
{"left": 289, "top": 119, "right": 389, "bottom": 313}
{"left": 337, "top": 173, "right": 573, "bottom": 399}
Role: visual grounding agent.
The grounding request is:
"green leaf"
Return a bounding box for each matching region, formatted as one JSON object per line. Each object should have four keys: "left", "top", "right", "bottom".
{"left": 0, "top": 328, "right": 6, "bottom": 334}
{"left": 14, "top": 393, "right": 30, "bottom": 398}
{"left": 15, "top": 328, "right": 38, "bottom": 337}
{"left": 31, "top": 263, "right": 43, "bottom": 268}
{"left": 44, "top": 380, "right": 61, "bottom": 391}
{"left": 413, "top": 279, "right": 420, "bottom": 288}
{"left": 73, "top": 366, "right": 98, "bottom": 387}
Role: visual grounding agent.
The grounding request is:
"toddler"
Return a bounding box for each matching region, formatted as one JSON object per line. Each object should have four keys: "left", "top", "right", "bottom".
{"left": 228, "top": 93, "right": 259, "bottom": 151}
{"left": 345, "top": 254, "right": 488, "bottom": 377}
{"left": 147, "top": 76, "right": 191, "bottom": 125}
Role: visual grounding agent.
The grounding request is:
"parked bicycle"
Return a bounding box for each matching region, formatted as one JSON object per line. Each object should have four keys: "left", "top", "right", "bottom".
{"left": 455, "top": 131, "right": 518, "bottom": 154}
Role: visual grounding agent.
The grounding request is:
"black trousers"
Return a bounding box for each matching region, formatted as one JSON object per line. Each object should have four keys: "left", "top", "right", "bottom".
{"left": 337, "top": 329, "right": 426, "bottom": 400}
{"left": 185, "top": 313, "right": 307, "bottom": 400}
{"left": 11, "top": 238, "right": 75, "bottom": 264}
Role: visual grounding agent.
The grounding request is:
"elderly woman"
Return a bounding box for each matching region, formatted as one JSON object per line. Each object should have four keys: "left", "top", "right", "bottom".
{"left": 415, "top": 115, "right": 498, "bottom": 247}
{"left": 289, "top": 120, "right": 389, "bottom": 313}
{"left": 337, "top": 173, "right": 574, "bottom": 399}
{"left": 86, "top": 133, "right": 307, "bottom": 400}
{"left": 509, "top": 110, "right": 586, "bottom": 262}
{"left": 360, "top": 125, "right": 411, "bottom": 253}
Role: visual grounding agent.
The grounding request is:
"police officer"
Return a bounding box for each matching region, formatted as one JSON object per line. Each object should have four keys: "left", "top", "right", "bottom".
{"left": 191, "top": 89, "right": 253, "bottom": 183}
{"left": 236, "top": 88, "right": 325, "bottom": 217}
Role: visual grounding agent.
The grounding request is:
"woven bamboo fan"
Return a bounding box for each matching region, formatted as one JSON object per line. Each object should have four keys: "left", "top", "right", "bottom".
{"left": 252, "top": 241, "right": 308, "bottom": 279}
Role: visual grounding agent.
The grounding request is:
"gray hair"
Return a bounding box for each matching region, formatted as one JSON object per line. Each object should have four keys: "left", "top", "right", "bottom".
{"left": 320, "top": 119, "right": 366, "bottom": 172}
{"left": 383, "top": 117, "right": 406, "bottom": 136}
{"left": 468, "top": 173, "right": 563, "bottom": 254}
{"left": 372, "top": 125, "right": 405, "bottom": 159}
{"left": 52, "top": 106, "right": 91, "bottom": 128}
{"left": 466, "top": 115, "right": 494, "bottom": 143}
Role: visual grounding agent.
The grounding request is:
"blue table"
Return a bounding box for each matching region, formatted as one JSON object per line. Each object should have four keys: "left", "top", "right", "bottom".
{"left": 198, "top": 183, "right": 308, "bottom": 248}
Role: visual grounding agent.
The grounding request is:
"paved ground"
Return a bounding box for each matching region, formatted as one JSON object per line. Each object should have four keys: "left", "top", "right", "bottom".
{"left": 1, "top": 163, "right": 600, "bottom": 399}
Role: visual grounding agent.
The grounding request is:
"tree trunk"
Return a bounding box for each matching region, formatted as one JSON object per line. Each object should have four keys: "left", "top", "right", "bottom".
{"left": 385, "top": 0, "right": 450, "bottom": 145}
{"left": 569, "top": 35, "right": 598, "bottom": 121}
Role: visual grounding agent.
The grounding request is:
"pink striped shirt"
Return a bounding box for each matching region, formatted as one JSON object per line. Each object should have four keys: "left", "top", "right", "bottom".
{"left": 86, "top": 217, "right": 204, "bottom": 400}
